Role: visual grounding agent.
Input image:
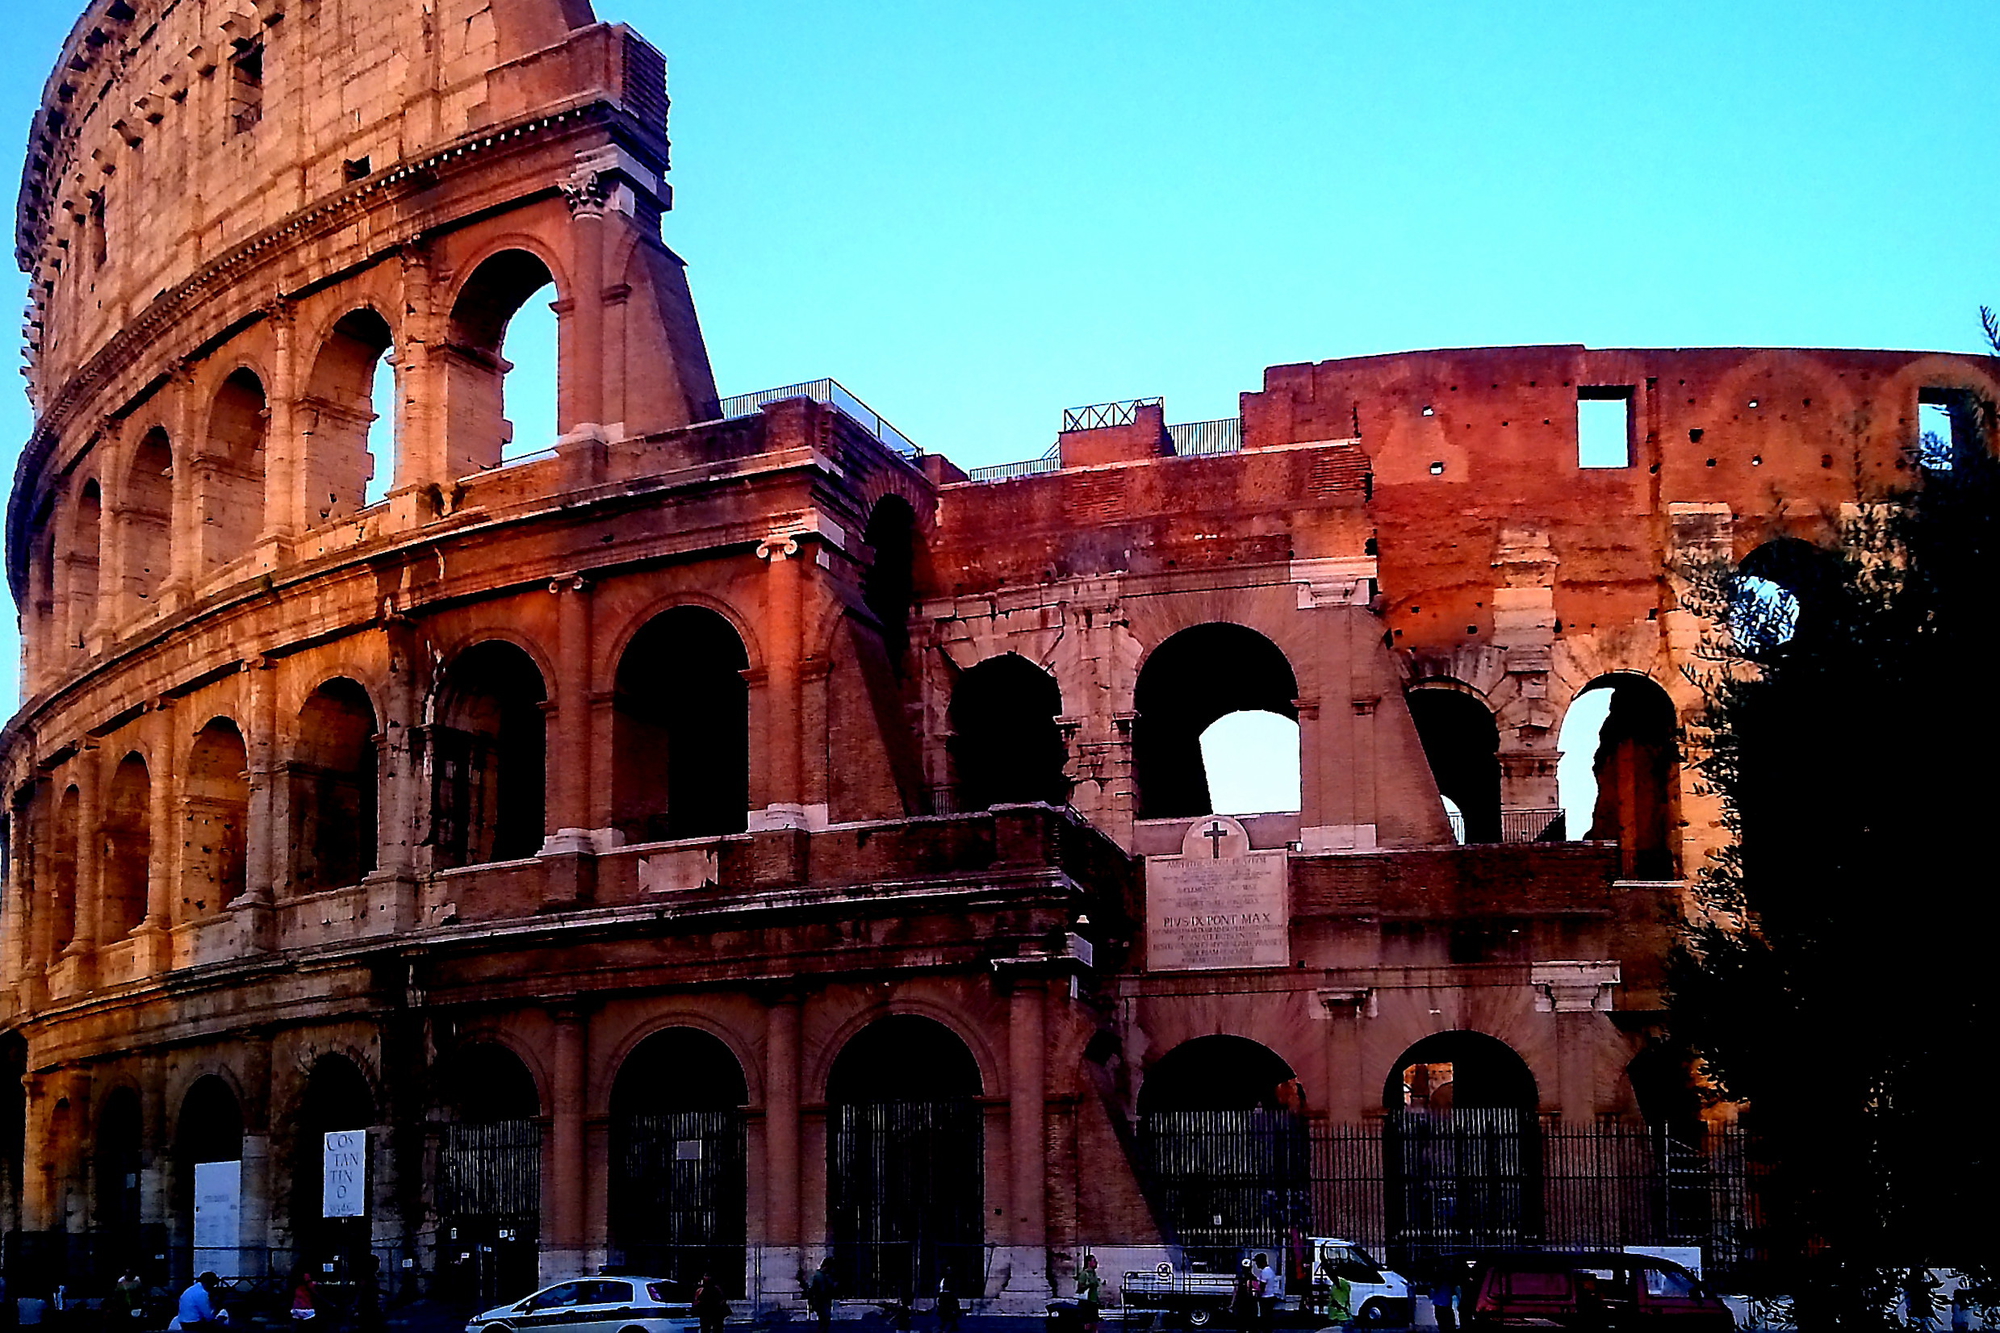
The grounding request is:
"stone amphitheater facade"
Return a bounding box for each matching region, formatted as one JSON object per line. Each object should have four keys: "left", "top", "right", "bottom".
{"left": 3, "top": 0, "right": 1996, "bottom": 1310}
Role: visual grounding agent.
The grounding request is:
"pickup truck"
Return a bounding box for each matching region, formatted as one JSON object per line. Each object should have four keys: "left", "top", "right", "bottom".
{"left": 1120, "top": 1239, "right": 1410, "bottom": 1328}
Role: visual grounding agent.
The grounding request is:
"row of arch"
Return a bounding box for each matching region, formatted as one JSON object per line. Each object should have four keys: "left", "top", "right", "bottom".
{"left": 28, "top": 249, "right": 562, "bottom": 661}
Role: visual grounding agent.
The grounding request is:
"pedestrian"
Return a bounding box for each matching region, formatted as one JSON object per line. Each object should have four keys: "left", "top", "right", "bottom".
{"left": 692, "top": 1275, "right": 728, "bottom": 1333}
{"left": 114, "top": 1272, "right": 146, "bottom": 1324}
{"left": 804, "top": 1259, "right": 836, "bottom": 1333}
{"left": 1230, "top": 1261, "right": 1256, "bottom": 1333}
{"left": 933, "top": 1280, "right": 961, "bottom": 1333}
{"left": 289, "top": 1270, "right": 317, "bottom": 1325}
{"left": 1074, "top": 1256, "right": 1102, "bottom": 1333}
{"left": 1253, "top": 1253, "right": 1280, "bottom": 1332}
{"left": 176, "top": 1274, "right": 227, "bottom": 1330}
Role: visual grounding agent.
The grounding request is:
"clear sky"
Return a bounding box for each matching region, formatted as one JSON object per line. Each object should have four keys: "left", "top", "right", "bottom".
{"left": 3, "top": 0, "right": 1998, "bottom": 721}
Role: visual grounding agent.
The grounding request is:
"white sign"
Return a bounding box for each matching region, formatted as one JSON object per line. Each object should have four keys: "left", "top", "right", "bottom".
{"left": 193, "top": 1158, "right": 241, "bottom": 1273}
{"left": 323, "top": 1130, "right": 368, "bottom": 1218}
{"left": 1145, "top": 817, "right": 1289, "bottom": 971}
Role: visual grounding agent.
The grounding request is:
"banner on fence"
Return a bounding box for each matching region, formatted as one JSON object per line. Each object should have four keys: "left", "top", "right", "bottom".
{"left": 193, "top": 1158, "right": 241, "bottom": 1273}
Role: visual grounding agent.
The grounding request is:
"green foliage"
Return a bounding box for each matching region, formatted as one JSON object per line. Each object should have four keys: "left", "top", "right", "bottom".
{"left": 1670, "top": 318, "right": 2000, "bottom": 1328}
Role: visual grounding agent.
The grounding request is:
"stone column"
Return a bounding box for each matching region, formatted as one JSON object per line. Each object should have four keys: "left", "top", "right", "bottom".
{"left": 542, "top": 577, "right": 596, "bottom": 904}
{"left": 545, "top": 1009, "right": 589, "bottom": 1281}
{"left": 997, "top": 976, "right": 1049, "bottom": 1306}
{"left": 165, "top": 364, "right": 201, "bottom": 603}
{"left": 66, "top": 743, "right": 102, "bottom": 979}
{"left": 753, "top": 530, "right": 807, "bottom": 828}
{"left": 763, "top": 994, "right": 802, "bottom": 1298}
{"left": 239, "top": 1032, "right": 274, "bottom": 1272}
{"left": 140, "top": 701, "right": 178, "bottom": 972}
{"left": 237, "top": 659, "right": 279, "bottom": 951}
{"left": 18, "top": 1073, "right": 51, "bottom": 1232}
{"left": 561, "top": 169, "right": 610, "bottom": 433}
{"left": 140, "top": 1052, "right": 170, "bottom": 1235}
{"left": 263, "top": 299, "right": 299, "bottom": 544}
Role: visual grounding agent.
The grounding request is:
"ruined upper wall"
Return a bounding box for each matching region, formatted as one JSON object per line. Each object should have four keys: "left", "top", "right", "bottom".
{"left": 15, "top": 0, "right": 649, "bottom": 407}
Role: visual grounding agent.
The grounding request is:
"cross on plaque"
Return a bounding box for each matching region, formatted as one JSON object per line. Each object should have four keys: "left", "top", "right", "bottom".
{"left": 1202, "top": 820, "right": 1230, "bottom": 858}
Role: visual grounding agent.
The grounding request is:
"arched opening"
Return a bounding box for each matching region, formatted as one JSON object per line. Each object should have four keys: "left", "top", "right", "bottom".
{"left": 1134, "top": 624, "right": 1299, "bottom": 819}
{"left": 1408, "top": 688, "right": 1501, "bottom": 844}
{"left": 1199, "top": 711, "right": 1303, "bottom": 815}
{"left": 301, "top": 309, "right": 395, "bottom": 522}
{"left": 69, "top": 480, "right": 103, "bottom": 647}
{"left": 1557, "top": 675, "right": 1680, "bottom": 879}
{"left": 199, "top": 369, "right": 268, "bottom": 576}
{"left": 50, "top": 785, "right": 80, "bottom": 960}
{"left": 289, "top": 680, "right": 379, "bottom": 894}
{"left": 434, "top": 642, "right": 548, "bottom": 868}
{"left": 445, "top": 250, "right": 559, "bottom": 474}
{"left": 435, "top": 1043, "right": 542, "bottom": 1307}
{"left": 95, "top": 1087, "right": 146, "bottom": 1272}
{"left": 176, "top": 1075, "right": 244, "bottom": 1280}
{"left": 182, "top": 720, "right": 249, "bottom": 920}
{"left": 291, "top": 1055, "right": 376, "bottom": 1272}
{"left": 947, "top": 654, "right": 1068, "bottom": 810}
{"left": 28, "top": 498, "right": 58, "bottom": 678}
{"left": 1383, "top": 1032, "right": 1541, "bottom": 1264}
{"left": 1136, "top": 1036, "right": 1307, "bottom": 1257}
{"left": 827, "top": 1016, "right": 984, "bottom": 1299}
{"left": 102, "top": 752, "right": 152, "bottom": 939}
{"left": 121, "top": 428, "right": 174, "bottom": 606}
{"left": 611, "top": 607, "right": 751, "bottom": 842}
{"left": 0, "top": 1033, "right": 26, "bottom": 1252}
{"left": 862, "top": 497, "right": 918, "bottom": 669}
{"left": 609, "top": 1029, "right": 748, "bottom": 1292}
{"left": 1730, "top": 538, "right": 1837, "bottom": 656}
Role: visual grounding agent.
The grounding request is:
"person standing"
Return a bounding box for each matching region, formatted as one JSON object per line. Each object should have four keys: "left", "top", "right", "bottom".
{"left": 114, "top": 1272, "right": 146, "bottom": 1324}
{"left": 1074, "top": 1256, "right": 1102, "bottom": 1333}
{"left": 693, "top": 1275, "right": 728, "bottom": 1333}
{"left": 1230, "top": 1262, "right": 1257, "bottom": 1333}
{"left": 1252, "top": 1254, "right": 1280, "bottom": 1332}
{"left": 933, "top": 1280, "right": 961, "bottom": 1333}
{"left": 804, "top": 1260, "right": 836, "bottom": 1333}
{"left": 288, "top": 1270, "right": 317, "bottom": 1325}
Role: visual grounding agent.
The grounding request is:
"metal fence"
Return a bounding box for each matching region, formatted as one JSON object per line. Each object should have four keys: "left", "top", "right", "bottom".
{"left": 1063, "top": 398, "right": 1162, "bottom": 432}
{"left": 1133, "top": 1113, "right": 1756, "bottom": 1282}
{"left": 966, "top": 445, "right": 1061, "bottom": 483}
{"left": 829, "top": 1100, "right": 985, "bottom": 1299}
{"left": 1166, "top": 418, "right": 1243, "bottom": 457}
{"left": 715, "top": 378, "right": 920, "bottom": 459}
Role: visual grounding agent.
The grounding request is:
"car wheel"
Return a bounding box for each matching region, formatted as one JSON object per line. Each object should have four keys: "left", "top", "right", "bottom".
{"left": 1358, "top": 1301, "right": 1391, "bottom": 1326}
{"left": 1187, "top": 1309, "right": 1214, "bottom": 1328}
{"left": 484, "top": 1324, "right": 512, "bottom": 1333}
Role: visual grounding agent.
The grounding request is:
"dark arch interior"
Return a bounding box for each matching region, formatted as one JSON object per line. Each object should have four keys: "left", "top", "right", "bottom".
{"left": 177, "top": 1076, "right": 244, "bottom": 1163}
{"left": 441, "top": 1043, "right": 540, "bottom": 1121}
{"left": 1138, "top": 1035, "right": 1298, "bottom": 1116}
{"left": 612, "top": 1028, "right": 749, "bottom": 1115}
{"left": 1384, "top": 1030, "right": 1538, "bottom": 1112}
{"left": 123, "top": 428, "right": 174, "bottom": 604}
{"left": 862, "top": 497, "right": 918, "bottom": 669}
{"left": 948, "top": 653, "right": 1069, "bottom": 810}
{"left": 71, "top": 480, "right": 101, "bottom": 644}
{"left": 1580, "top": 674, "right": 1679, "bottom": 879}
{"left": 96, "top": 1087, "right": 145, "bottom": 1248}
{"left": 436, "top": 641, "right": 548, "bottom": 867}
{"left": 203, "top": 369, "right": 268, "bottom": 574}
{"left": 293, "top": 1055, "right": 377, "bottom": 1265}
{"left": 828, "top": 1015, "right": 982, "bottom": 1103}
{"left": 291, "top": 679, "right": 379, "bottom": 894}
{"left": 1408, "top": 688, "right": 1501, "bottom": 844}
{"left": 611, "top": 606, "right": 751, "bottom": 841}
{"left": 1134, "top": 623, "right": 1299, "bottom": 819}
{"left": 51, "top": 785, "right": 79, "bottom": 955}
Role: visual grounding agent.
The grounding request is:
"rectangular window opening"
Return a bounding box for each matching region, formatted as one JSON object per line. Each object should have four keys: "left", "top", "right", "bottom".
{"left": 1916, "top": 387, "right": 1985, "bottom": 472}
{"left": 229, "top": 44, "right": 264, "bottom": 135}
{"left": 1577, "top": 387, "right": 1634, "bottom": 468}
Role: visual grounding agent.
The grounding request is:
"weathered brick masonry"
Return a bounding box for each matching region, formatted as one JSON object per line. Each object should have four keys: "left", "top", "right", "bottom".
{"left": 3, "top": 0, "right": 1997, "bottom": 1308}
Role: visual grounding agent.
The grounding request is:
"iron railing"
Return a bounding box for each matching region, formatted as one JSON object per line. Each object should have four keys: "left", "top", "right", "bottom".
{"left": 1501, "top": 808, "right": 1566, "bottom": 843}
{"left": 716, "top": 379, "right": 920, "bottom": 459}
{"left": 1063, "top": 398, "right": 1162, "bottom": 432}
{"left": 966, "top": 445, "right": 1060, "bottom": 483}
{"left": 1167, "top": 418, "right": 1243, "bottom": 457}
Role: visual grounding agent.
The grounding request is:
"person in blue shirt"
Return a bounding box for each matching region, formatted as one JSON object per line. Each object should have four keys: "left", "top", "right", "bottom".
{"left": 177, "top": 1274, "right": 227, "bottom": 1328}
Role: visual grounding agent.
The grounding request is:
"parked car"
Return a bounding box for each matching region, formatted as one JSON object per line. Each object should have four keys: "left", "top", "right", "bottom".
{"left": 1309, "top": 1240, "right": 1411, "bottom": 1326}
{"left": 467, "top": 1277, "right": 701, "bottom": 1333}
{"left": 1464, "top": 1252, "right": 1732, "bottom": 1332}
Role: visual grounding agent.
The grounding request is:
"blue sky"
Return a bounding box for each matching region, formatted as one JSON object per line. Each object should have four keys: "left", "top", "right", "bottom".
{"left": 4, "top": 0, "right": 1998, "bottom": 721}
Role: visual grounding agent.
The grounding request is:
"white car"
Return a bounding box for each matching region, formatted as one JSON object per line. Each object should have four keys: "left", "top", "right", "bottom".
{"left": 467, "top": 1277, "right": 700, "bottom": 1333}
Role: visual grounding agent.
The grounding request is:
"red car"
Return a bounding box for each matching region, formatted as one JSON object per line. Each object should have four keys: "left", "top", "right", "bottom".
{"left": 1464, "top": 1252, "right": 1733, "bottom": 1332}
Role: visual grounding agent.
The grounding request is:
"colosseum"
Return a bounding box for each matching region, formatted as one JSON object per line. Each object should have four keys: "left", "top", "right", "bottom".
{"left": 3, "top": 0, "right": 1996, "bottom": 1315}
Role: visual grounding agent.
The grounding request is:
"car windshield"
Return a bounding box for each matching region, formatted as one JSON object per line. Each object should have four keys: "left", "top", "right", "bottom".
{"left": 1642, "top": 1267, "right": 1700, "bottom": 1299}
{"left": 526, "top": 1284, "right": 578, "bottom": 1311}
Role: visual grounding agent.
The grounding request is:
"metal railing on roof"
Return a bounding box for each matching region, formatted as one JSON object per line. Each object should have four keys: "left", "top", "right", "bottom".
{"left": 965, "top": 445, "right": 1061, "bottom": 483}
{"left": 1167, "top": 417, "right": 1242, "bottom": 456}
{"left": 715, "top": 377, "right": 920, "bottom": 460}
{"left": 1062, "top": 397, "right": 1162, "bottom": 432}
